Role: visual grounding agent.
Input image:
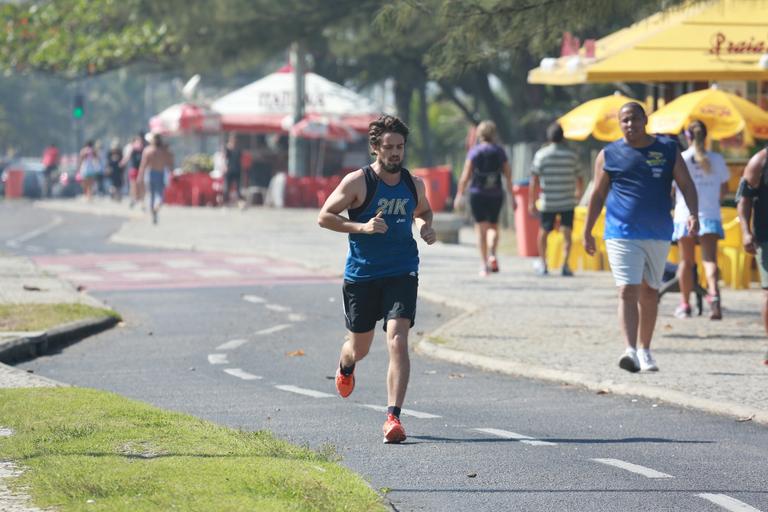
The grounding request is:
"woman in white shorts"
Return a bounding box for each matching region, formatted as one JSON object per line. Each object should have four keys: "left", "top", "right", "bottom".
{"left": 672, "top": 120, "right": 729, "bottom": 320}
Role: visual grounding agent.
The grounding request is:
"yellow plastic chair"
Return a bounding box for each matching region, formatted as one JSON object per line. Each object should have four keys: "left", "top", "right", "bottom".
{"left": 570, "top": 206, "right": 604, "bottom": 270}
{"left": 719, "top": 216, "right": 753, "bottom": 289}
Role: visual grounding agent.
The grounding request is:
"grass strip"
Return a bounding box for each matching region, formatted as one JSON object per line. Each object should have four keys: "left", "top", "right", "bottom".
{"left": 0, "top": 387, "right": 385, "bottom": 512}
{"left": 0, "top": 303, "right": 120, "bottom": 332}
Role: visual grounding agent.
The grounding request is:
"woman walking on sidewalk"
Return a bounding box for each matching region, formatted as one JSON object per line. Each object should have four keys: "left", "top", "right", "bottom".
{"left": 672, "top": 120, "right": 730, "bottom": 320}
{"left": 454, "top": 121, "right": 516, "bottom": 276}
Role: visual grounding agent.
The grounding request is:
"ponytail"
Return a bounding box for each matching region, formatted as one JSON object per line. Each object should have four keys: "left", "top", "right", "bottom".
{"left": 688, "top": 121, "right": 711, "bottom": 173}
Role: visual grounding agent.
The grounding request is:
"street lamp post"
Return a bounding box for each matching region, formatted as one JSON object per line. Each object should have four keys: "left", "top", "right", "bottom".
{"left": 288, "top": 41, "right": 308, "bottom": 177}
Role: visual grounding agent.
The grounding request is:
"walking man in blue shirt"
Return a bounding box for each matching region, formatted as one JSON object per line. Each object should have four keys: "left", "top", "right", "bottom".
{"left": 584, "top": 102, "right": 699, "bottom": 373}
{"left": 318, "top": 114, "right": 436, "bottom": 443}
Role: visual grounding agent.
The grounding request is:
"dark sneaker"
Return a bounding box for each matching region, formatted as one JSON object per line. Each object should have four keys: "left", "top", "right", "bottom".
{"left": 707, "top": 294, "right": 722, "bottom": 320}
{"left": 618, "top": 349, "right": 640, "bottom": 373}
{"left": 561, "top": 265, "right": 574, "bottom": 277}
{"left": 382, "top": 414, "right": 406, "bottom": 444}
{"left": 335, "top": 367, "right": 355, "bottom": 398}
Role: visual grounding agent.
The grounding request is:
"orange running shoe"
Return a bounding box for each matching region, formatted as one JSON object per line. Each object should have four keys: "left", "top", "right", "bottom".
{"left": 382, "top": 414, "right": 406, "bottom": 443}
{"left": 488, "top": 255, "right": 499, "bottom": 273}
{"left": 335, "top": 367, "right": 355, "bottom": 398}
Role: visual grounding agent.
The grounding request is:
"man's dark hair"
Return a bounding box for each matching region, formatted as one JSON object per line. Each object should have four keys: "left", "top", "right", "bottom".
{"left": 620, "top": 101, "right": 647, "bottom": 118}
{"left": 369, "top": 114, "right": 409, "bottom": 155}
{"left": 547, "top": 122, "right": 564, "bottom": 143}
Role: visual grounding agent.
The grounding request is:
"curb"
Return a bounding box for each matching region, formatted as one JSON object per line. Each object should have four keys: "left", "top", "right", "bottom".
{"left": 0, "top": 315, "right": 120, "bottom": 364}
{"left": 415, "top": 340, "right": 768, "bottom": 427}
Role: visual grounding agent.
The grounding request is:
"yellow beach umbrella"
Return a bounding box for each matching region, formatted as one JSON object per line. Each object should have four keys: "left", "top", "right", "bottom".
{"left": 558, "top": 92, "right": 636, "bottom": 141}
{"left": 648, "top": 87, "right": 768, "bottom": 140}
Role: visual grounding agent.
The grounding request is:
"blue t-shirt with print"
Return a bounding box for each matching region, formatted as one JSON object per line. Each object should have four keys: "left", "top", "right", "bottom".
{"left": 603, "top": 137, "right": 678, "bottom": 241}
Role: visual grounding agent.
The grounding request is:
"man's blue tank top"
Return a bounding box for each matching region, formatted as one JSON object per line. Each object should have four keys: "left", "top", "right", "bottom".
{"left": 603, "top": 137, "right": 677, "bottom": 241}
{"left": 344, "top": 167, "right": 419, "bottom": 281}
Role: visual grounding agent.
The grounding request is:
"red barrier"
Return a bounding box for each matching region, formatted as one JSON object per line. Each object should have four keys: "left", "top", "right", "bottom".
{"left": 284, "top": 176, "right": 302, "bottom": 207}
{"left": 4, "top": 169, "right": 24, "bottom": 199}
{"left": 512, "top": 184, "right": 540, "bottom": 257}
{"left": 413, "top": 166, "right": 451, "bottom": 212}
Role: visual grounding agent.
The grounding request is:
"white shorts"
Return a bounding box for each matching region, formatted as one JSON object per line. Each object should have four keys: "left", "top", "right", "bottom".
{"left": 605, "top": 239, "right": 670, "bottom": 289}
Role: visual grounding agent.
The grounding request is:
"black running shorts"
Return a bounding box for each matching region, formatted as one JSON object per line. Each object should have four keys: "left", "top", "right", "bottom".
{"left": 469, "top": 192, "right": 503, "bottom": 223}
{"left": 541, "top": 210, "right": 574, "bottom": 232}
{"left": 342, "top": 274, "right": 418, "bottom": 333}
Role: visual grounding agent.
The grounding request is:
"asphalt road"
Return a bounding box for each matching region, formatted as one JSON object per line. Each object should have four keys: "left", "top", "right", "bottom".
{"left": 3, "top": 201, "right": 767, "bottom": 512}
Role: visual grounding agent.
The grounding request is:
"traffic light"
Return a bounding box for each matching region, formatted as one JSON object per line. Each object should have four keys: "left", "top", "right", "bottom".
{"left": 73, "top": 93, "right": 84, "bottom": 119}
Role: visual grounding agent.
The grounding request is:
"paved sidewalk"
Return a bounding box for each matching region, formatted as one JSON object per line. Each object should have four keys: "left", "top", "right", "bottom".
{"left": 31, "top": 199, "right": 768, "bottom": 425}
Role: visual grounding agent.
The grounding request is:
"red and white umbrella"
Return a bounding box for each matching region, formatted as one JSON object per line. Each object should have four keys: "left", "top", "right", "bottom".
{"left": 289, "top": 116, "right": 359, "bottom": 142}
{"left": 211, "top": 65, "right": 380, "bottom": 133}
{"left": 149, "top": 102, "right": 221, "bottom": 135}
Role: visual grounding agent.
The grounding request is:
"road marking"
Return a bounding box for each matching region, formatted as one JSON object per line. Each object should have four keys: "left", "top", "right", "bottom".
{"left": 265, "top": 304, "right": 291, "bottom": 313}
{"left": 162, "top": 259, "right": 203, "bottom": 269}
{"left": 472, "top": 428, "right": 557, "bottom": 446}
{"left": 223, "top": 368, "right": 262, "bottom": 380}
{"left": 41, "top": 264, "right": 74, "bottom": 273}
{"left": 696, "top": 494, "right": 763, "bottom": 512}
{"left": 242, "top": 294, "right": 266, "bottom": 304}
{"left": 207, "top": 354, "right": 229, "bottom": 365}
{"left": 275, "top": 385, "right": 334, "bottom": 399}
{"left": 591, "top": 458, "right": 673, "bottom": 479}
{"left": 6, "top": 215, "right": 63, "bottom": 248}
{"left": 215, "top": 325, "right": 292, "bottom": 350}
{"left": 226, "top": 256, "right": 268, "bottom": 265}
{"left": 358, "top": 404, "right": 442, "bottom": 419}
{"left": 287, "top": 313, "right": 306, "bottom": 322}
{"left": 97, "top": 261, "right": 139, "bottom": 272}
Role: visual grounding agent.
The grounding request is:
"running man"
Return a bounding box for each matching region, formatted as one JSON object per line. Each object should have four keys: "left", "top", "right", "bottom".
{"left": 736, "top": 146, "right": 768, "bottom": 365}
{"left": 584, "top": 102, "right": 699, "bottom": 373}
{"left": 318, "top": 114, "right": 436, "bottom": 443}
{"left": 138, "top": 133, "right": 174, "bottom": 225}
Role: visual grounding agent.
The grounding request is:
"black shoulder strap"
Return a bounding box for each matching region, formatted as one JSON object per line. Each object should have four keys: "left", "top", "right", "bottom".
{"left": 400, "top": 168, "right": 418, "bottom": 203}
{"left": 348, "top": 166, "right": 378, "bottom": 221}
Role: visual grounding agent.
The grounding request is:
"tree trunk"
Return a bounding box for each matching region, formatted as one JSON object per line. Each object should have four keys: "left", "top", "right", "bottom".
{"left": 474, "top": 73, "right": 512, "bottom": 143}
{"left": 394, "top": 79, "right": 413, "bottom": 127}
{"left": 417, "top": 82, "right": 434, "bottom": 167}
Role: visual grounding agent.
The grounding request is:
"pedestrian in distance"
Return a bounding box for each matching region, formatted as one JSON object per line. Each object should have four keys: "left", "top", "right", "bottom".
{"left": 454, "top": 120, "right": 515, "bottom": 276}
{"left": 77, "top": 140, "right": 101, "bottom": 201}
{"left": 41, "top": 142, "right": 60, "bottom": 199}
{"left": 224, "top": 133, "right": 244, "bottom": 206}
{"left": 736, "top": 146, "right": 768, "bottom": 366}
{"left": 583, "top": 102, "right": 699, "bottom": 373}
{"left": 106, "top": 139, "right": 125, "bottom": 202}
{"left": 317, "top": 114, "right": 436, "bottom": 444}
{"left": 529, "top": 122, "right": 584, "bottom": 277}
{"left": 138, "top": 133, "right": 174, "bottom": 225}
{"left": 121, "top": 133, "right": 146, "bottom": 209}
{"left": 672, "top": 120, "right": 729, "bottom": 320}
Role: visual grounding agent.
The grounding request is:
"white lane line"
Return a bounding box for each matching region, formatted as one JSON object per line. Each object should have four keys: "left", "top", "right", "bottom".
{"left": 242, "top": 294, "right": 266, "bottom": 304}
{"left": 6, "top": 215, "right": 63, "bottom": 247}
{"left": 223, "top": 368, "right": 262, "bottom": 380}
{"left": 207, "top": 354, "right": 229, "bottom": 365}
{"left": 216, "top": 325, "right": 292, "bottom": 350}
{"left": 216, "top": 338, "right": 249, "bottom": 350}
{"left": 265, "top": 304, "right": 291, "bottom": 313}
{"left": 226, "top": 256, "right": 268, "bottom": 265}
{"left": 287, "top": 313, "right": 306, "bottom": 322}
{"left": 472, "top": 428, "right": 557, "bottom": 446}
{"left": 697, "top": 494, "right": 763, "bottom": 512}
{"left": 591, "top": 458, "right": 673, "bottom": 479}
{"left": 40, "top": 264, "right": 74, "bottom": 273}
{"left": 275, "top": 385, "right": 334, "bottom": 399}
{"left": 64, "top": 273, "right": 104, "bottom": 282}
{"left": 358, "top": 404, "right": 442, "bottom": 419}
